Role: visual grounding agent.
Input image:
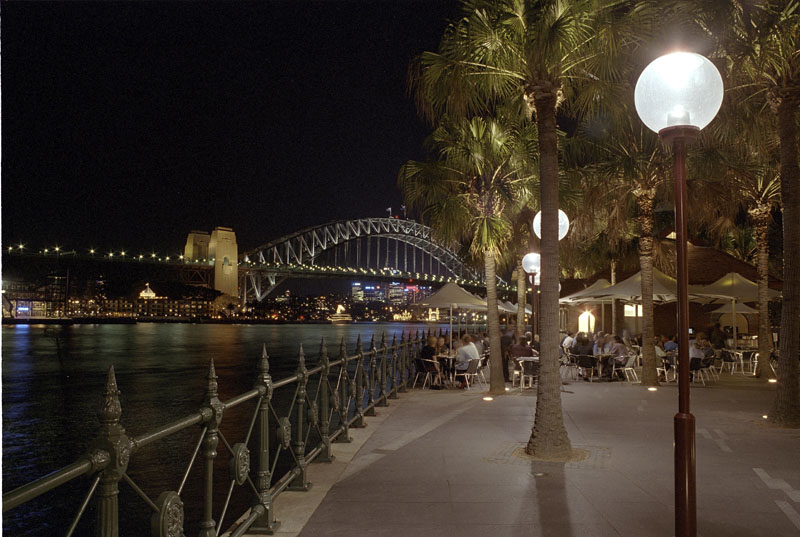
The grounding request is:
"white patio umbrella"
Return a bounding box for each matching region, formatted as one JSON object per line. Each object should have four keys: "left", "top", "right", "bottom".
{"left": 559, "top": 278, "right": 612, "bottom": 304}
{"left": 418, "top": 283, "right": 487, "bottom": 349}
{"left": 577, "top": 269, "right": 682, "bottom": 303}
{"left": 693, "top": 272, "right": 780, "bottom": 346}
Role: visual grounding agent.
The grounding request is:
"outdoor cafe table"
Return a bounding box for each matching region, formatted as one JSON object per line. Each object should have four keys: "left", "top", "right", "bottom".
{"left": 723, "top": 348, "right": 756, "bottom": 375}
{"left": 436, "top": 353, "right": 456, "bottom": 385}
{"left": 514, "top": 356, "right": 539, "bottom": 389}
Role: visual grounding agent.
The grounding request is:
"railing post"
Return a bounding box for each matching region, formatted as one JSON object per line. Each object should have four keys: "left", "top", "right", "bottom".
{"left": 365, "top": 335, "right": 377, "bottom": 415}
{"left": 397, "top": 332, "right": 408, "bottom": 393}
{"left": 353, "top": 335, "right": 366, "bottom": 427}
{"left": 288, "top": 345, "right": 312, "bottom": 491}
{"left": 94, "top": 366, "right": 130, "bottom": 537}
{"left": 334, "top": 338, "right": 351, "bottom": 443}
{"left": 389, "top": 334, "right": 399, "bottom": 399}
{"left": 317, "top": 338, "right": 335, "bottom": 463}
{"left": 250, "top": 344, "right": 280, "bottom": 534}
{"left": 199, "top": 360, "right": 223, "bottom": 537}
{"left": 378, "top": 333, "right": 389, "bottom": 406}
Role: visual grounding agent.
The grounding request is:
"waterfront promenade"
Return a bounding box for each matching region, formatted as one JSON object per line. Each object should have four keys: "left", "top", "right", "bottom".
{"left": 243, "top": 376, "right": 800, "bottom": 537}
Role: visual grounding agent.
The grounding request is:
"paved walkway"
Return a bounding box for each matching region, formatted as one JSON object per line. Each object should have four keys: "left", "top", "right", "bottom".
{"left": 257, "top": 375, "right": 800, "bottom": 537}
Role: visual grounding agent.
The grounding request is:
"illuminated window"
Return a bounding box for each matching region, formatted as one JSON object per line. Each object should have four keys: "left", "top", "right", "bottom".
{"left": 578, "top": 311, "right": 595, "bottom": 333}
{"left": 624, "top": 304, "right": 643, "bottom": 317}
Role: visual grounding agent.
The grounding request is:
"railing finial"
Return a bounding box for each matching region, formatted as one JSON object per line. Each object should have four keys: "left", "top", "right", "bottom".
{"left": 297, "top": 344, "right": 306, "bottom": 370}
{"left": 99, "top": 365, "right": 122, "bottom": 425}
{"left": 207, "top": 359, "right": 218, "bottom": 399}
{"left": 259, "top": 343, "right": 270, "bottom": 374}
{"left": 319, "top": 337, "right": 328, "bottom": 364}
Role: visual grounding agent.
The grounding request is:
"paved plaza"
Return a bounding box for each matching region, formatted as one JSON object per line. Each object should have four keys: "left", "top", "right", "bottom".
{"left": 249, "top": 374, "right": 800, "bottom": 537}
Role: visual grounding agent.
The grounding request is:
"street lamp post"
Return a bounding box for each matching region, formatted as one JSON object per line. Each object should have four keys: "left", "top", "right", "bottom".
{"left": 532, "top": 210, "right": 570, "bottom": 338}
{"left": 634, "top": 51, "right": 723, "bottom": 537}
{"left": 522, "top": 253, "right": 541, "bottom": 335}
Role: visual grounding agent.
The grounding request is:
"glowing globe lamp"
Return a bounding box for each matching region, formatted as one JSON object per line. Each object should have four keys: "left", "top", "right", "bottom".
{"left": 533, "top": 210, "right": 569, "bottom": 241}
{"left": 634, "top": 52, "right": 723, "bottom": 134}
{"left": 521, "top": 252, "right": 540, "bottom": 274}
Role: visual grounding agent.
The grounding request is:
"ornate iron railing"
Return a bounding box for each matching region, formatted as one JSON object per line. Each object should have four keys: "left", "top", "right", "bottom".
{"left": 3, "top": 331, "right": 427, "bottom": 536}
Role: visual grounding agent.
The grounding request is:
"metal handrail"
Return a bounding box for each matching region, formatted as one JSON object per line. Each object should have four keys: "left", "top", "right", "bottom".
{"left": 2, "top": 328, "right": 444, "bottom": 537}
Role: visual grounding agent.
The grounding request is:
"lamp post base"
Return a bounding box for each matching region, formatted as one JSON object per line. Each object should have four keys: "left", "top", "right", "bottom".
{"left": 674, "top": 411, "right": 696, "bottom": 537}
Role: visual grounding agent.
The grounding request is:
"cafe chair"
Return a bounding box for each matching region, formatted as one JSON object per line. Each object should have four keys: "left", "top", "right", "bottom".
{"left": 718, "top": 350, "right": 740, "bottom": 375}
{"left": 511, "top": 358, "right": 522, "bottom": 387}
{"left": 414, "top": 359, "right": 441, "bottom": 389}
{"left": 575, "top": 354, "right": 598, "bottom": 382}
{"left": 561, "top": 353, "right": 579, "bottom": 380}
{"left": 454, "top": 358, "right": 481, "bottom": 390}
{"left": 476, "top": 355, "right": 489, "bottom": 386}
{"left": 657, "top": 358, "right": 676, "bottom": 382}
{"left": 622, "top": 353, "right": 639, "bottom": 383}
{"left": 520, "top": 360, "right": 539, "bottom": 389}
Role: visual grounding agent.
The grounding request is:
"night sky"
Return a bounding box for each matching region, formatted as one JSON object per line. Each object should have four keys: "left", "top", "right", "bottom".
{"left": 1, "top": 1, "right": 457, "bottom": 255}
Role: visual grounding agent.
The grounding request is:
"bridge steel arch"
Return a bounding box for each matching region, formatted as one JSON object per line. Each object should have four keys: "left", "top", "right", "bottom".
{"left": 241, "top": 218, "right": 480, "bottom": 301}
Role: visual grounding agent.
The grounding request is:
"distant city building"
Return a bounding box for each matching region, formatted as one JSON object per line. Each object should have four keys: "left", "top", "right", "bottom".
{"left": 139, "top": 283, "right": 158, "bottom": 300}
{"left": 387, "top": 282, "right": 404, "bottom": 305}
{"left": 351, "top": 283, "right": 364, "bottom": 302}
{"left": 363, "top": 284, "right": 385, "bottom": 303}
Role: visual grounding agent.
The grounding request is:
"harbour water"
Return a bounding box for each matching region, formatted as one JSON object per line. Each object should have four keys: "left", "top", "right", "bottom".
{"left": 1, "top": 322, "right": 447, "bottom": 536}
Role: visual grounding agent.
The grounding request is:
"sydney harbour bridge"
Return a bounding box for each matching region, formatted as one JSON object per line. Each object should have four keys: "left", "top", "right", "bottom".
{"left": 240, "top": 218, "right": 485, "bottom": 301}
{"left": 3, "top": 218, "right": 499, "bottom": 304}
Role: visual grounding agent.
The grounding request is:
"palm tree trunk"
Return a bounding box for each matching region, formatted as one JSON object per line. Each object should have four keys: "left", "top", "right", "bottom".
{"left": 611, "top": 259, "right": 622, "bottom": 336}
{"left": 527, "top": 93, "right": 571, "bottom": 458}
{"left": 485, "top": 251, "right": 505, "bottom": 395}
{"left": 751, "top": 207, "right": 774, "bottom": 379}
{"left": 637, "top": 192, "right": 659, "bottom": 386}
{"left": 516, "top": 256, "right": 526, "bottom": 339}
{"left": 772, "top": 96, "right": 800, "bottom": 426}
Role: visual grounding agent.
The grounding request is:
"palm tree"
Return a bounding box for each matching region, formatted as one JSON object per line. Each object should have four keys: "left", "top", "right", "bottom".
{"left": 399, "top": 115, "right": 536, "bottom": 395}
{"left": 410, "top": 0, "right": 652, "bottom": 457}
{"left": 699, "top": 0, "right": 800, "bottom": 425}
{"left": 691, "top": 120, "right": 781, "bottom": 380}
{"left": 576, "top": 108, "right": 673, "bottom": 386}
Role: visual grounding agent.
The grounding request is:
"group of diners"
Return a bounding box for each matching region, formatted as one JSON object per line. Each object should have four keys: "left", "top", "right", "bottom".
{"left": 499, "top": 329, "right": 540, "bottom": 383}
{"left": 561, "top": 330, "right": 635, "bottom": 380}
{"left": 418, "top": 332, "right": 487, "bottom": 389}
{"left": 656, "top": 331, "right": 718, "bottom": 382}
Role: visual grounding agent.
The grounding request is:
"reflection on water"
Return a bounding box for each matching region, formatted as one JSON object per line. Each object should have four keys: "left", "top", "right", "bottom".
{"left": 2, "top": 322, "right": 446, "bottom": 536}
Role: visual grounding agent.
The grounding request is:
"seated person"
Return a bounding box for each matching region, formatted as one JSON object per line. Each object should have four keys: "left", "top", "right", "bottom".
{"left": 421, "top": 336, "right": 437, "bottom": 361}
{"left": 531, "top": 334, "right": 541, "bottom": 353}
{"left": 593, "top": 335, "right": 606, "bottom": 355}
{"left": 473, "top": 334, "right": 485, "bottom": 356}
{"left": 509, "top": 336, "right": 534, "bottom": 358}
{"left": 607, "top": 335, "right": 629, "bottom": 378}
{"left": 436, "top": 336, "right": 450, "bottom": 355}
{"left": 690, "top": 336, "right": 715, "bottom": 366}
{"left": 664, "top": 335, "right": 678, "bottom": 353}
{"left": 655, "top": 337, "right": 673, "bottom": 379}
{"left": 574, "top": 335, "right": 593, "bottom": 356}
{"left": 419, "top": 336, "right": 442, "bottom": 387}
{"left": 455, "top": 334, "right": 480, "bottom": 388}
{"left": 603, "top": 334, "right": 614, "bottom": 353}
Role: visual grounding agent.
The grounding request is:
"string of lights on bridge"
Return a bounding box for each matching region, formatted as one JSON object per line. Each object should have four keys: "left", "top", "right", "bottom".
{"left": 5, "top": 243, "right": 506, "bottom": 290}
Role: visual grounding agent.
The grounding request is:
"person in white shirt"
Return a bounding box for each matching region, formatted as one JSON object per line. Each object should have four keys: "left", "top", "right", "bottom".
{"left": 455, "top": 334, "right": 480, "bottom": 388}
{"left": 561, "top": 332, "right": 575, "bottom": 353}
